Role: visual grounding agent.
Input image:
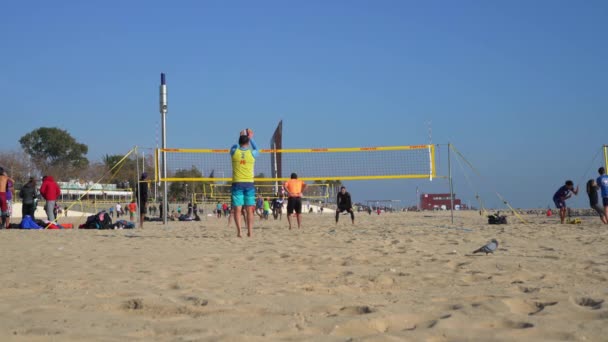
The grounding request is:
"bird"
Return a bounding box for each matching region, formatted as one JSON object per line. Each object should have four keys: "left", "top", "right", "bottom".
{"left": 473, "top": 239, "right": 498, "bottom": 255}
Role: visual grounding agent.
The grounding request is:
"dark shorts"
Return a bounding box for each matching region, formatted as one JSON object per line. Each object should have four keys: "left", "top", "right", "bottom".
{"left": 337, "top": 207, "right": 351, "bottom": 213}
{"left": 287, "top": 197, "right": 302, "bottom": 215}
{"left": 140, "top": 204, "right": 147, "bottom": 214}
{"left": 553, "top": 198, "right": 565, "bottom": 209}
{"left": 604, "top": 198, "right": 608, "bottom": 207}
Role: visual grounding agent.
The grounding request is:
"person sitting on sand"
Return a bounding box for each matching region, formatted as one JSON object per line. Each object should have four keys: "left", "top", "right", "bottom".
{"left": 552, "top": 180, "right": 579, "bottom": 224}
{"left": 586, "top": 179, "right": 607, "bottom": 224}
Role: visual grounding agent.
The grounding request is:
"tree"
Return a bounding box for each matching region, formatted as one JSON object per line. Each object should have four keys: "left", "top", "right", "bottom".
{"left": 19, "top": 127, "right": 88, "bottom": 179}
{"left": 0, "top": 150, "right": 33, "bottom": 185}
{"left": 103, "top": 154, "right": 138, "bottom": 187}
{"left": 169, "top": 167, "right": 204, "bottom": 201}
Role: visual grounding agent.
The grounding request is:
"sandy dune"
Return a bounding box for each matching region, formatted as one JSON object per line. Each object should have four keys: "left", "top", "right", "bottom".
{"left": 0, "top": 211, "right": 607, "bottom": 341}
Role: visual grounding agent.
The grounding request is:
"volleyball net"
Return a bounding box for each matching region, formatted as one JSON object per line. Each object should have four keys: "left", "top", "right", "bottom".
{"left": 156, "top": 144, "right": 436, "bottom": 183}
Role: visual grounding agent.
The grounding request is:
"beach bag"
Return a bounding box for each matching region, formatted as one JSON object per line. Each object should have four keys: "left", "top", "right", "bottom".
{"left": 113, "top": 220, "right": 135, "bottom": 229}
{"left": 20, "top": 215, "right": 42, "bottom": 229}
{"left": 178, "top": 214, "right": 193, "bottom": 221}
{"left": 83, "top": 211, "right": 113, "bottom": 229}
{"left": 488, "top": 214, "right": 507, "bottom": 225}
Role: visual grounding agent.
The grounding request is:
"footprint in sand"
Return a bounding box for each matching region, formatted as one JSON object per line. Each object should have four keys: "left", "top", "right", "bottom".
{"left": 575, "top": 297, "right": 604, "bottom": 310}
{"left": 339, "top": 305, "right": 375, "bottom": 315}
{"left": 123, "top": 298, "right": 144, "bottom": 310}
{"left": 519, "top": 286, "right": 540, "bottom": 294}
{"left": 183, "top": 296, "right": 209, "bottom": 307}
{"left": 529, "top": 301, "right": 558, "bottom": 316}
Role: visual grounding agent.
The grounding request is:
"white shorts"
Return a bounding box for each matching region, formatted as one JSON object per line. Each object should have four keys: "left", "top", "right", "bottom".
{"left": 3, "top": 200, "right": 12, "bottom": 216}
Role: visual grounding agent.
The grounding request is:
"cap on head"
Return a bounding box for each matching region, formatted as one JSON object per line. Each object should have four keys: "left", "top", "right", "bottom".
{"left": 239, "top": 135, "right": 250, "bottom": 146}
{"left": 599, "top": 167, "right": 606, "bottom": 175}
{"left": 565, "top": 180, "right": 574, "bottom": 186}
{"left": 290, "top": 173, "right": 297, "bottom": 179}
{"left": 141, "top": 172, "right": 148, "bottom": 180}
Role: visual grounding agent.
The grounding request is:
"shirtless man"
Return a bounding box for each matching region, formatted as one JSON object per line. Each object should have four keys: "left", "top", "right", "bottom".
{"left": 0, "top": 168, "right": 15, "bottom": 228}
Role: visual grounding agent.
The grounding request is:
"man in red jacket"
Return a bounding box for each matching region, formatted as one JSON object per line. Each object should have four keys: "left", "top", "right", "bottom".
{"left": 40, "top": 176, "right": 61, "bottom": 222}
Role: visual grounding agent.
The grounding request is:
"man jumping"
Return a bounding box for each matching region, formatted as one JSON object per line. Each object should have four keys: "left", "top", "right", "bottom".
{"left": 230, "top": 129, "right": 258, "bottom": 237}
{"left": 552, "top": 180, "right": 578, "bottom": 224}
{"left": 284, "top": 173, "right": 306, "bottom": 229}
{"left": 335, "top": 186, "right": 355, "bottom": 225}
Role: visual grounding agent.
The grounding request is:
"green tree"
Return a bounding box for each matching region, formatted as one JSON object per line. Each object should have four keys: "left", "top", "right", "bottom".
{"left": 169, "top": 167, "right": 203, "bottom": 201}
{"left": 103, "top": 154, "right": 138, "bottom": 186}
{"left": 19, "top": 127, "right": 88, "bottom": 179}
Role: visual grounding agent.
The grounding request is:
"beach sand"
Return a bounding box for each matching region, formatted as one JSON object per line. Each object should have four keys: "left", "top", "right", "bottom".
{"left": 0, "top": 211, "right": 607, "bottom": 341}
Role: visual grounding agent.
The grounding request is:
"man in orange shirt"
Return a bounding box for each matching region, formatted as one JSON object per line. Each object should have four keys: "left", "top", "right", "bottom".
{"left": 283, "top": 173, "right": 307, "bottom": 229}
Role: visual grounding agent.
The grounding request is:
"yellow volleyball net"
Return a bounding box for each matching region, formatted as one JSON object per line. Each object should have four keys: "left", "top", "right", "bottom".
{"left": 198, "top": 183, "right": 331, "bottom": 201}
{"left": 157, "top": 144, "right": 436, "bottom": 183}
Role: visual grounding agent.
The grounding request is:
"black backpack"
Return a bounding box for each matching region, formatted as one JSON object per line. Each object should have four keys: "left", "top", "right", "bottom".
{"left": 84, "top": 211, "right": 113, "bottom": 229}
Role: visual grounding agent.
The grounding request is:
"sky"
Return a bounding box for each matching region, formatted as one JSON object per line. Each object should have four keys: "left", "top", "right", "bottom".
{"left": 2, "top": 0, "right": 607, "bottom": 208}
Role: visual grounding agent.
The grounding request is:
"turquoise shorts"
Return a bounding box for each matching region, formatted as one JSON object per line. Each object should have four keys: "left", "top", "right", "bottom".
{"left": 232, "top": 183, "right": 256, "bottom": 207}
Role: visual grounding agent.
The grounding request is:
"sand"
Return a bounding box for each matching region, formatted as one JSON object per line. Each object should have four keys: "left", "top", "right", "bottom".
{"left": 0, "top": 211, "right": 607, "bottom": 341}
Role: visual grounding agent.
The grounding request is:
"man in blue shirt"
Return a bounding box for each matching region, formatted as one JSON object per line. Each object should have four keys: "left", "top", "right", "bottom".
{"left": 552, "top": 180, "right": 578, "bottom": 224}
{"left": 596, "top": 167, "right": 608, "bottom": 222}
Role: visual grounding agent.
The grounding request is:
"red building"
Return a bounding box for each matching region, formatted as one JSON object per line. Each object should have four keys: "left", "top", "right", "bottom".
{"left": 420, "top": 193, "right": 462, "bottom": 210}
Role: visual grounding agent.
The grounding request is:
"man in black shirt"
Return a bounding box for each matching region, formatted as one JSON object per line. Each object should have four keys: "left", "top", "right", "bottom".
{"left": 138, "top": 173, "right": 149, "bottom": 228}
{"left": 336, "top": 186, "right": 355, "bottom": 225}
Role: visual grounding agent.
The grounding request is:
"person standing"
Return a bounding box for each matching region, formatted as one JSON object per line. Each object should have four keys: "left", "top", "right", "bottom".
{"left": 0, "top": 168, "right": 14, "bottom": 228}
{"left": 552, "top": 180, "right": 579, "bottom": 224}
{"left": 20, "top": 177, "right": 38, "bottom": 219}
{"left": 116, "top": 203, "right": 122, "bottom": 218}
{"left": 138, "top": 172, "right": 149, "bottom": 228}
{"left": 128, "top": 200, "right": 137, "bottom": 221}
{"left": 272, "top": 193, "right": 284, "bottom": 220}
{"left": 4, "top": 172, "right": 14, "bottom": 228}
{"left": 263, "top": 197, "right": 271, "bottom": 220}
{"left": 40, "top": 175, "right": 61, "bottom": 222}
{"left": 335, "top": 186, "right": 355, "bottom": 225}
{"left": 283, "top": 173, "right": 307, "bottom": 229}
{"left": 586, "top": 179, "right": 607, "bottom": 224}
{"left": 230, "top": 129, "right": 258, "bottom": 237}
{"left": 597, "top": 167, "right": 608, "bottom": 222}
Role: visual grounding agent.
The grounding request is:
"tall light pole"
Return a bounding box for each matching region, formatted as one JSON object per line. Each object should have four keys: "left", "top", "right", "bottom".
{"left": 160, "top": 73, "right": 168, "bottom": 224}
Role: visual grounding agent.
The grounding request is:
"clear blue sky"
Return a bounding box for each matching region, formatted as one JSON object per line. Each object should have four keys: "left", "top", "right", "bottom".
{"left": 2, "top": 0, "right": 607, "bottom": 208}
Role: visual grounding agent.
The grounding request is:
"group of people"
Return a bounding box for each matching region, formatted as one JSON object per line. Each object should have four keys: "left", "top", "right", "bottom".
{"left": 0, "top": 171, "right": 64, "bottom": 227}
{"left": 228, "top": 129, "right": 355, "bottom": 237}
{"left": 553, "top": 167, "right": 608, "bottom": 224}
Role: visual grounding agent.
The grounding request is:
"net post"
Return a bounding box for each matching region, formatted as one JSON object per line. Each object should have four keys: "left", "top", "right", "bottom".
{"left": 159, "top": 73, "right": 168, "bottom": 225}
{"left": 448, "top": 143, "right": 454, "bottom": 224}
{"left": 428, "top": 144, "right": 434, "bottom": 181}
{"left": 135, "top": 146, "right": 141, "bottom": 227}
{"left": 604, "top": 145, "right": 608, "bottom": 171}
